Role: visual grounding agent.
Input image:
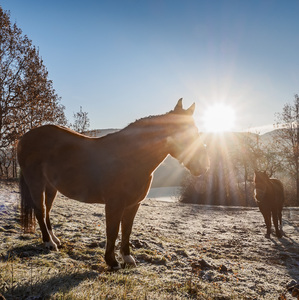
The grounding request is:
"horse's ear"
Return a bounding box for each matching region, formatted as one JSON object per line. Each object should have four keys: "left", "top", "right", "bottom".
{"left": 186, "top": 103, "right": 195, "bottom": 115}
{"left": 174, "top": 98, "right": 183, "bottom": 111}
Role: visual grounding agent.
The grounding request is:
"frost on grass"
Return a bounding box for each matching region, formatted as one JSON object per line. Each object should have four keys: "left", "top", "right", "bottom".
{"left": 0, "top": 182, "right": 299, "bottom": 299}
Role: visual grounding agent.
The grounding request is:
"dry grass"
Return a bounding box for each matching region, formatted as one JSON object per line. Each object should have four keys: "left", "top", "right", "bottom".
{"left": 1, "top": 182, "right": 299, "bottom": 299}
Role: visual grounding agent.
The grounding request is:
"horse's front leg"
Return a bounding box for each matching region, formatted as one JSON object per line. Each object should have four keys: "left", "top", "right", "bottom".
{"left": 261, "top": 209, "right": 271, "bottom": 238}
{"left": 104, "top": 204, "right": 123, "bottom": 270}
{"left": 120, "top": 203, "right": 140, "bottom": 267}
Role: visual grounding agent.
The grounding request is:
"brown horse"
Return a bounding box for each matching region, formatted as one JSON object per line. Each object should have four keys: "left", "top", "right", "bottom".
{"left": 254, "top": 171, "right": 284, "bottom": 238}
{"left": 17, "top": 99, "right": 209, "bottom": 269}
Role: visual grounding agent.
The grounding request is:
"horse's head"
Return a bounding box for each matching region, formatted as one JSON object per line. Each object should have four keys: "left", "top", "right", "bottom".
{"left": 254, "top": 170, "right": 269, "bottom": 202}
{"left": 166, "top": 99, "right": 209, "bottom": 176}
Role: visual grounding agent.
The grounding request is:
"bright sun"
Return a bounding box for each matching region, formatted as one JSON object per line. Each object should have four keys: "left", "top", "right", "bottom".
{"left": 203, "top": 104, "right": 235, "bottom": 132}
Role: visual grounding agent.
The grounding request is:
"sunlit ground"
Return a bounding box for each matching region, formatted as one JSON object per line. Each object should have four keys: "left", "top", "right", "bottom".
{"left": 201, "top": 103, "right": 236, "bottom": 133}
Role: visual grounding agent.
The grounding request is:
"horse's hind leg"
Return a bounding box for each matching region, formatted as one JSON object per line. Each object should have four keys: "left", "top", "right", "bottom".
{"left": 45, "top": 185, "right": 61, "bottom": 247}
{"left": 272, "top": 209, "right": 282, "bottom": 238}
{"left": 30, "top": 185, "right": 58, "bottom": 251}
{"left": 278, "top": 208, "right": 283, "bottom": 232}
{"left": 277, "top": 202, "right": 283, "bottom": 233}
{"left": 120, "top": 203, "right": 140, "bottom": 267}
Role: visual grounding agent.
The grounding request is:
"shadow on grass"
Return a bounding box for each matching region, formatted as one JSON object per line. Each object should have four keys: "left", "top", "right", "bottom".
{"left": 270, "top": 215, "right": 299, "bottom": 292}
{"left": 3, "top": 243, "right": 50, "bottom": 260}
{"left": 3, "top": 270, "right": 98, "bottom": 299}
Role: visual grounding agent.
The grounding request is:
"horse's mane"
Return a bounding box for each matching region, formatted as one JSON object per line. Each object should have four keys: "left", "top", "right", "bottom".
{"left": 122, "top": 108, "right": 193, "bottom": 131}
{"left": 123, "top": 111, "right": 173, "bottom": 130}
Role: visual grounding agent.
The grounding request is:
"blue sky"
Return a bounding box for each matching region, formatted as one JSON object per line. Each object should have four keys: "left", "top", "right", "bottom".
{"left": 1, "top": 0, "right": 299, "bottom": 133}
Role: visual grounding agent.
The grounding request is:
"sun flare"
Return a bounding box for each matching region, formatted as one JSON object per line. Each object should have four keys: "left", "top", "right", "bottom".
{"left": 203, "top": 104, "right": 235, "bottom": 132}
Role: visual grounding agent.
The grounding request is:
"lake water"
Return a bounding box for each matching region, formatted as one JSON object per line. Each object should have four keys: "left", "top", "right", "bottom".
{"left": 146, "top": 186, "right": 180, "bottom": 202}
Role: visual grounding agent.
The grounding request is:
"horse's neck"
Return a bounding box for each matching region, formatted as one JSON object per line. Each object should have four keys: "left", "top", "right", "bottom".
{"left": 126, "top": 126, "right": 170, "bottom": 152}
{"left": 115, "top": 124, "right": 171, "bottom": 166}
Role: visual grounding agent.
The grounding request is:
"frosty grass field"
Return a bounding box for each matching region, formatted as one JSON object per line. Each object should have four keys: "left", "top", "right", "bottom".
{"left": 0, "top": 182, "right": 299, "bottom": 299}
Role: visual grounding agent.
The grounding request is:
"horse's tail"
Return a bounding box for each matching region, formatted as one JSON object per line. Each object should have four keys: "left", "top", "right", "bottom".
{"left": 20, "top": 172, "right": 36, "bottom": 233}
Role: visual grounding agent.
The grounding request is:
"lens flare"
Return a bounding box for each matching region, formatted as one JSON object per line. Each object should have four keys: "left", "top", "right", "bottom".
{"left": 203, "top": 104, "right": 235, "bottom": 132}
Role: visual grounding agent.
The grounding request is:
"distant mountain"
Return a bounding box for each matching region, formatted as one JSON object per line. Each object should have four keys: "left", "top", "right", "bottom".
{"left": 259, "top": 128, "right": 281, "bottom": 142}
{"left": 84, "top": 129, "right": 119, "bottom": 138}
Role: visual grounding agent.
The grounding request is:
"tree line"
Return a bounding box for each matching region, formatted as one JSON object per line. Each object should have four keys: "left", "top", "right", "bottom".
{"left": 0, "top": 7, "right": 89, "bottom": 178}
{"left": 181, "top": 95, "right": 299, "bottom": 207}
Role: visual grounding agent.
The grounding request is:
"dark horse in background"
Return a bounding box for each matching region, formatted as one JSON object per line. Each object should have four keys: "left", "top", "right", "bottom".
{"left": 17, "top": 99, "right": 209, "bottom": 270}
{"left": 254, "top": 171, "right": 284, "bottom": 238}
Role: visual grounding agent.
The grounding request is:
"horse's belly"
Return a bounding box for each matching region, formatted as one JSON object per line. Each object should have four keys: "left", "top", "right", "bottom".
{"left": 48, "top": 169, "right": 105, "bottom": 204}
{"left": 46, "top": 158, "right": 153, "bottom": 206}
{"left": 57, "top": 185, "right": 105, "bottom": 204}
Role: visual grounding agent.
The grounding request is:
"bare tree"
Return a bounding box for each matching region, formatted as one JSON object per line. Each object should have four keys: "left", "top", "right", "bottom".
{"left": 0, "top": 6, "right": 67, "bottom": 177}
{"left": 71, "top": 106, "right": 90, "bottom": 133}
{"left": 274, "top": 94, "right": 299, "bottom": 205}
{"left": 180, "top": 131, "right": 284, "bottom": 206}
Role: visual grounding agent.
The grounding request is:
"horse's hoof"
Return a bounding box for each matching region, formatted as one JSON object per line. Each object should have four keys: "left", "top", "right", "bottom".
{"left": 44, "top": 241, "right": 58, "bottom": 251}
{"left": 55, "top": 239, "right": 62, "bottom": 248}
{"left": 53, "top": 237, "right": 61, "bottom": 247}
{"left": 107, "top": 264, "right": 121, "bottom": 271}
{"left": 49, "top": 230, "right": 61, "bottom": 246}
{"left": 122, "top": 254, "right": 137, "bottom": 267}
{"left": 276, "top": 232, "right": 283, "bottom": 238}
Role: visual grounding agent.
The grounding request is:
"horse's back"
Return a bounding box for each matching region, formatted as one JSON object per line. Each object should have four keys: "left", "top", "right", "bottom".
{"left": 19, "top": 124, "right": 86, "bottom": 143}
{"left": 19, "top": 126, "right": 81, "bottom": 167}
{"left": 18, "top": 125, "right": 90, "bottom": 159}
